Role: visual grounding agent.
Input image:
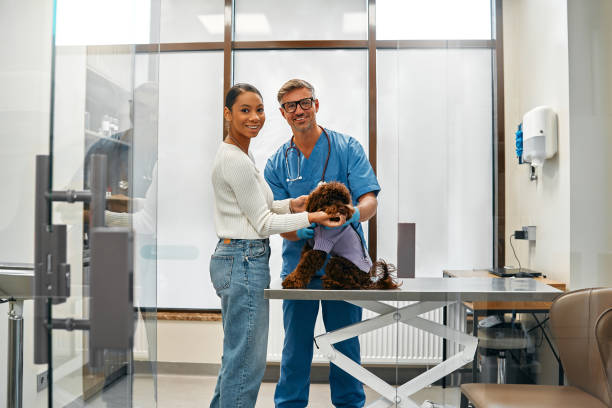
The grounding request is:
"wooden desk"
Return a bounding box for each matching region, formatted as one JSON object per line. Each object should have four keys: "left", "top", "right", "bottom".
{"left": 443, "top": 269, "right": 566, "bottom": 312}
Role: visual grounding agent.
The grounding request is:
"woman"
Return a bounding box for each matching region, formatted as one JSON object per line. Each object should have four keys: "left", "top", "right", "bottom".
{"left": 209, "top": 83, "right": 343, "bottom": 408}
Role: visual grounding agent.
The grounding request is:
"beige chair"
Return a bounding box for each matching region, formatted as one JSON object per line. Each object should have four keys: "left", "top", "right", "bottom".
{"left": 596, "top": 308, "right": 612, "bottom": 399}
{"left": 460, "top": 287, "right": 612, "bottom": 408}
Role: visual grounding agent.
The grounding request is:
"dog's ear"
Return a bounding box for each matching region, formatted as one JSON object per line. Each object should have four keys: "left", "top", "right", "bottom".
{"left": 306, "top": 186, "right": 325, "bottom": 212}
{"left": 326, "top": 182, "right": 352, "bottom": 205}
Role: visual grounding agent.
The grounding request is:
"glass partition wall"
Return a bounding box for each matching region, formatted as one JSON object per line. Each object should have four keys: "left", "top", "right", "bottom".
{"left": 377, "top": 2, "right": 497, "bottom": 405}
{"left": 48, "top": 0, "right": 161, "bottom": 406}
{"left": 0, "top": 0, "right": 520, "bottom": 407}
{"left": 0, "top": 2, "right": 54, "bottom": 407}
{"left": 1, "top": 1, "right": 161, "bottom": 407}
{"left": 148, "top": 0, "right": 502, "bottom": 406}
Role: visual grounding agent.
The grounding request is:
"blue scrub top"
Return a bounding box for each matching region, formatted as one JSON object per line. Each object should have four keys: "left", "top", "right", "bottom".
{"left": 264, "top": 127, "right": 380, "bottom": 278}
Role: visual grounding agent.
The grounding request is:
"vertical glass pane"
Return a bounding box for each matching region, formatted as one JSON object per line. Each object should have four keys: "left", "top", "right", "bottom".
{"left": 378, "top": 47, "right": 492, "bottom": 406}
{"left": 0, "top": 3, "right": 52, "bottom": 261}
{"left": 50, "top": 0, "right": 160, "bottom": 406}
{"left": 377, "top": 48, "right": 493, "bottom": 277}
{"left": 0, "top": 1, "right": 53, "bottom": 407}
{"left": 234, "top": 49, "right": 368, "bottom": 295}
{"left": 234, "top": 0, "right": 368, "bottom": 41}
{"left": 157, "top": 51, "right": 224, "bottom": 309}
{"left": 132, "top": 50, "right": 160, "bottom": 406}
{"left": 377, "top": 0, "right": 492, "bottom": 40}
{"left": 234, "top": 50, "right": 368, "bottom": 393}
{"left": 160, "top": 0, "right": 225, "bottom": 43}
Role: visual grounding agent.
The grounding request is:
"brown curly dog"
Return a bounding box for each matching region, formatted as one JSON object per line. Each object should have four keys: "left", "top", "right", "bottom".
{"left": 282, "top": 181, "right": 400, "bottom": 290}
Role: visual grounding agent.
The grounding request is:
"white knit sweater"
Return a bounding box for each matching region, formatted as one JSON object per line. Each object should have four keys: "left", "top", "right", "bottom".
{"left": 211, "top": 142, "right": 310, "bottom": 239}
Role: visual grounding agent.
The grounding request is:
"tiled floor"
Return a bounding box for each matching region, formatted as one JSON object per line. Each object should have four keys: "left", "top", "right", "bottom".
{"left": 84, "top": 373, "right": 462, "bottom": 407}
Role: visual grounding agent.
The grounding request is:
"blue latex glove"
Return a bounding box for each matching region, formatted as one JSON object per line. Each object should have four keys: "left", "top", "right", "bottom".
{"left": 323, "top": 207, "right": 360, "bottom": 230}
{"left": 346, "top": 207, "right": 360, "bottom": 225}
{"left": 296, "top": 223, "right": 316, "bottom": 240}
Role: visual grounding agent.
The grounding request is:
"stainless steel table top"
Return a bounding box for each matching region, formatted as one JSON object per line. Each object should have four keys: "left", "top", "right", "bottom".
{"left": 264, "top": 277, "right": 562, "bottom": 302}
{"left": 0, "top": 266, "right": 34, "bottom": 299}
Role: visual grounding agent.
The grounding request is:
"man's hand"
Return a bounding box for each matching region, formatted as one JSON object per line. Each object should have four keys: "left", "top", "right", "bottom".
{"left": 345, "top": 205, "right": 360, "bottom": 225}
{"left": 296, "top": 223, "right": 316, "bottom": 240}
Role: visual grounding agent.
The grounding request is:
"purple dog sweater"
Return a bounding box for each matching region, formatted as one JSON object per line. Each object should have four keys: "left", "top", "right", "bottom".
{"left": 309, "top": 225, "right": 373, "bottom": 273}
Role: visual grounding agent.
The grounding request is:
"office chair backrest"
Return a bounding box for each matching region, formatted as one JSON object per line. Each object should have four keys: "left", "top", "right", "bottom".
{"left": 596, "top": 308, "right": 612, "bottom": 400}
{"left": 549, "top": 287, "right": 612, "bottom": 407}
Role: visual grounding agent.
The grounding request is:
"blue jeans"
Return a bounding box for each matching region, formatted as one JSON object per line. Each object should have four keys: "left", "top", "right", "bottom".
{"left": 274, "top": 277, "right": 365, "bottom": 408}
{"left": 209, "top": 238, "right": 271, "bottom": 408}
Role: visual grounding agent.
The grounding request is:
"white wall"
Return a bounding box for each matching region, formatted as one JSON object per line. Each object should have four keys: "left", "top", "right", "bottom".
{"left": 157, "top": 320, "right": 223, "bottom": 364}
{"left": 567, "top": 0, "right": 612, "bottom": 290}
{"left": 503, "top": 0, "right": 612, "bottom": 386}
{"left": 0, "top": 1, "right": 53, "bottom": 406}
{"left": 503, "top": 0, "right": 571, "bottom": 284}
{"left": 504, "top": 0, "right": 612, "bottom": 288}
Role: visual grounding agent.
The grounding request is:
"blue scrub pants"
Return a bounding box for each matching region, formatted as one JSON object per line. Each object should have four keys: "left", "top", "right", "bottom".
{"left": 274, "top": 277, "right": 365, "bottom": 408}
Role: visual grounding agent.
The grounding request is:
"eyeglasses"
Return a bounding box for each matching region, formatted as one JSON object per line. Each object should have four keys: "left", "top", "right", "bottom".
{"left": 281, "top": 97, "right": 315, "bottom": 113}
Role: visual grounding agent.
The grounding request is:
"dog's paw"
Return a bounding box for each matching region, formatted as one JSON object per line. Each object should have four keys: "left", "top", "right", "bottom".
{"left": 282, "top": 276, "right": 306, "bottom": 289}
{"left": 321, "top": 275, "right": 344, "bottom": 290}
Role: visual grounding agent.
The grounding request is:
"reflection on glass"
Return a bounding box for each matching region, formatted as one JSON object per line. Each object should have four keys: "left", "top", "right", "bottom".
{"left": 234, "top": 0, "right": 367, "bottom": 41}
{"left": 377, "top": 0, "right": 492, "bottom": 40}
{"left": 47, "top": 0, "right": 160, "bottom": 406}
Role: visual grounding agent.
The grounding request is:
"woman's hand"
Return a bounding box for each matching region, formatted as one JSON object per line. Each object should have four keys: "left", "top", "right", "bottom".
{"left": 307, "top": 211, "right": 346, "bottom": 228}
{"left": 289, "top": 195, "right": 309, "bottom": 213}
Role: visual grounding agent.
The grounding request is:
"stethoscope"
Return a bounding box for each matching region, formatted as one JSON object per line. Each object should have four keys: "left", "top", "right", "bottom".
{"left": 285, "top": 127, "right": 331, "bottom": 185}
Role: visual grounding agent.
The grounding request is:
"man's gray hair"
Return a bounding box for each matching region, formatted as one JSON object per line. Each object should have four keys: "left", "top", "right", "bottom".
{"left": 277, "top": 79, "right": 316, "bottom": 103}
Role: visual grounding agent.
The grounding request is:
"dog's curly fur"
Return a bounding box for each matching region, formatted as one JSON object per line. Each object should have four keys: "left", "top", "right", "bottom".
{"left": 282, "top": 182, "right": 400, "bottom": 290}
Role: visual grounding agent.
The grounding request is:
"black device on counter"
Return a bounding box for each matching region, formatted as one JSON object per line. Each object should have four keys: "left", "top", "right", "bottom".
{"left": 489, "top": 268, "right": 542, "bottom": 278}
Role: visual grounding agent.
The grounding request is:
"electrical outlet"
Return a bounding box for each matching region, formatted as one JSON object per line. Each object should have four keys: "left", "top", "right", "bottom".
{"left": 522, "top": 225, "right": 536, "bottom": 241}
{"left": 37, "top": 370, "right": 48, "bottom": 392}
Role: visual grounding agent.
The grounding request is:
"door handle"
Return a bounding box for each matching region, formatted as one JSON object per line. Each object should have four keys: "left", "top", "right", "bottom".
{"left": 33, "top": 154, "right": 134, "bottom": 367}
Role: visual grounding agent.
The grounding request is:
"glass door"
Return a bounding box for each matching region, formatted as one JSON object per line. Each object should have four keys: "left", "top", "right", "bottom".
{"left": 35, "top": 1, "right": 160, "bottom": 406}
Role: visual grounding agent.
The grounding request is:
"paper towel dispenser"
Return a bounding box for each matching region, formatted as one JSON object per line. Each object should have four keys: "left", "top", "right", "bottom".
{"left": 522, "top": 106, "right": 558, "bottom": 167}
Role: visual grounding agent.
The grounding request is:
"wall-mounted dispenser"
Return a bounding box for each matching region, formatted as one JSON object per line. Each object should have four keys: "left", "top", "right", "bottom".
{"left": 515, "top": 106, "right": 558, "bottom": 181}
{"left": 522, "top": 106, "right": 558, "bottom": 167}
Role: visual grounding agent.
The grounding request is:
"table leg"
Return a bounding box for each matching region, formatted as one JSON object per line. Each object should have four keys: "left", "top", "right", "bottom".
{"left": 531, "top": 313, "right": 564, "bottom": 385}
{"left": 316, "top": 300, "right": 478, "bottom": 407}
{"left": 7, "top": 299, "right": 23, "bottom": 408}
{"left": 472, "top": 310, "right": 479, "bottom": 383}
{"left": 442, "top": 304, "right": 447, "bottom": 388}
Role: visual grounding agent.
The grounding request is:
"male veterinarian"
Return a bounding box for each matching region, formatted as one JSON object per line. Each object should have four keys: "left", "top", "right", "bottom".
{"left": 264, "top": 78, "right": 380, "bottom": 408}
